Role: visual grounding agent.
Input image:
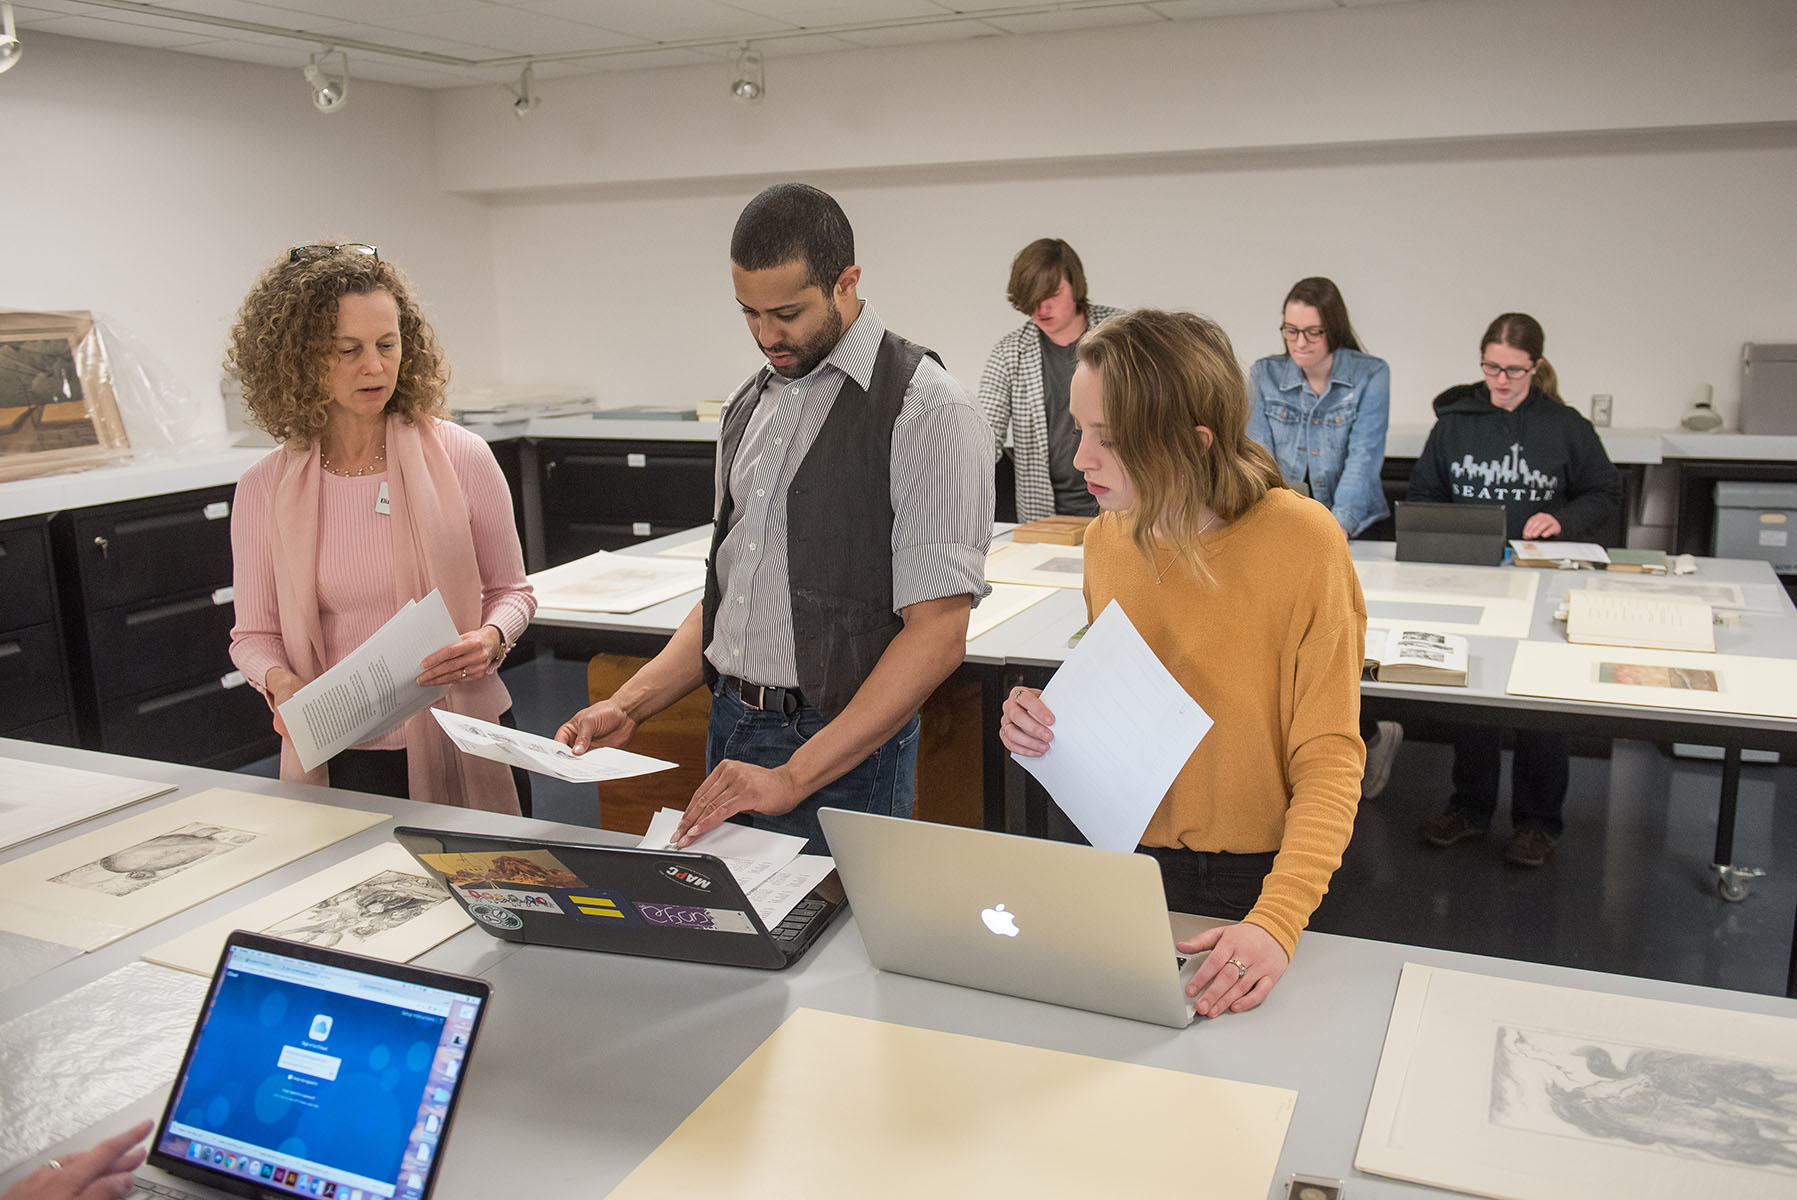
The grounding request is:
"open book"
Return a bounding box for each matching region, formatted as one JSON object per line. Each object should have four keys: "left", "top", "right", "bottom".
{"left": 1363, "top": 627, "right": 1469, "bottom": 686}
{"left": 1565, "top": 589, "right": 1715, "bottom": 653}
{"left": 1509, "top": 539, "right": 1609, "bottom": 569}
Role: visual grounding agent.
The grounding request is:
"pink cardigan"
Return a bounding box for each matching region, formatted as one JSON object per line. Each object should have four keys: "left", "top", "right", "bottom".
{"left": 230, "top": 415, "right": 535, "bottom": 812}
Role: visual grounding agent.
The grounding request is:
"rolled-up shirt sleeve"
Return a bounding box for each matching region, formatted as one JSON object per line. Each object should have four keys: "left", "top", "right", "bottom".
{"left": 889, "top": 360, "right": 994, "bottom": 612}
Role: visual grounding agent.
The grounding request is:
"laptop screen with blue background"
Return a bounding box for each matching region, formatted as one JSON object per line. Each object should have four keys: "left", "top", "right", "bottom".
{"left": 153, "top": 941, "right": 484, "bottom": 1200}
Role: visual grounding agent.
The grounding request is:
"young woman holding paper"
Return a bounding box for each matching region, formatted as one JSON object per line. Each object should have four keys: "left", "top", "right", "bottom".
{"left": 999, "top": 309, "right": 1366, "bottom": 1018}
{"left": 226, "top": 243, "right": 534, "bottom": 812}
{"left": 1408, "top": 312, "right": 1622, "bottom": 866}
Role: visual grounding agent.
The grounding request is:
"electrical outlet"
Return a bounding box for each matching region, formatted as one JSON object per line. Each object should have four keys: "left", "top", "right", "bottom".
{"left": 1590, "top": 393, "right": 1613, "bottom": 427}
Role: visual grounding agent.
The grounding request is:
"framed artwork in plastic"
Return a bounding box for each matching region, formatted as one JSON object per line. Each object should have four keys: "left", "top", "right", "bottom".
{"left": 0, "top": 310, "right": 130, "bottom": 483}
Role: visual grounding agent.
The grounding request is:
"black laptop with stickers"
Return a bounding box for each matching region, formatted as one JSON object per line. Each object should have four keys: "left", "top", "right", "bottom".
{"left": 391, "top": 826, "right": 845, "bottom": 970}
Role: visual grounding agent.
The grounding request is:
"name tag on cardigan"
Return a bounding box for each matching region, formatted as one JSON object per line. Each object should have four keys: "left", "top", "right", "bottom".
{"left": 376, "top": 481, "right": 391, "bottom": 515}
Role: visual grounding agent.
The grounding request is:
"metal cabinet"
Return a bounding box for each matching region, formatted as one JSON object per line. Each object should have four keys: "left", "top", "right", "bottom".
{"left": 52, "top": 485, "right": 276, "bottom": 769}
{"left": 537, "top": 438, "right": 715, "bottom": 567}
{"left": 0, "top": 514, "right": 75, "bottom": 745}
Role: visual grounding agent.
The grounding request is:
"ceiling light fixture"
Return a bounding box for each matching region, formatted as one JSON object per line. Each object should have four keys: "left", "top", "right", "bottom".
{"left": 508, "top": 62, "right": 539, "bottom": 117}
{"left": 0, "top": 2, "right": 23, "bottom": 75}
{"left": 730, "top": 45, "right": 763, "bottom": 102}
{"left": 304, "top": 47, "right": 348, "bottom": 113}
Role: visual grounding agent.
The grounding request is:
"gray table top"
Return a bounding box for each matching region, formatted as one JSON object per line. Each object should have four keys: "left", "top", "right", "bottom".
{"left": 4, "top": 739, "right": 1795, "bottom": 1199}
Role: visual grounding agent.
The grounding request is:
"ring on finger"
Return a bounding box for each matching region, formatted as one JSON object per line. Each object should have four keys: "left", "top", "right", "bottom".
{"left": 1226, "top": 956, "right": 1248, "bottom": 979}
{"left": 47, "top": 1159, "right": 62, "bottom": 1171}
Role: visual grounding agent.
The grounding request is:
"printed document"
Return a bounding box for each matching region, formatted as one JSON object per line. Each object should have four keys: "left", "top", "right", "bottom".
{"left": 279, "top": 590, "right": 458, "bottom": 771}
{"left": 529, "top": 551, "right": 706, "bottom": 613}
{"left": 640, "top": 807, "right": 805, "bottom": 895}
{"left": 0, "top": 759, "right": 174, "bottom": 852}
{"left": 431, "top": 709, "right": 676, "bottom": 783}
{"left": 1013, "top": 600, "right": 1212, "bottom": 852}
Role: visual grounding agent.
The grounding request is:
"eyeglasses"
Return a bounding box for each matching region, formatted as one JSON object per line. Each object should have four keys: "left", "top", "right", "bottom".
{"left": 1279, "top": 324, "right": 1327, "bottom": 344}
{"left": 287, "top": 242, "right": 379, "bottom": 264}
{"left": 1479, "top": 361, "right": 1534, "bottom": 380}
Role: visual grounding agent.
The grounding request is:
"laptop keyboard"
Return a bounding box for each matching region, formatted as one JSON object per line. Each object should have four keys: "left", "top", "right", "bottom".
{"left": 771, "top": 897, "right": 829, "bottom": 946}
{"left": 127, "top": 1180, "right": 208, "bottom": 1199}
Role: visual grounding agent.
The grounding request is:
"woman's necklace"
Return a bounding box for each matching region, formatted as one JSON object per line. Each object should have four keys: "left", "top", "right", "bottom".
{"left": 1154, "top": 512, "right": 1220, "bottom": 584}
{"left": 320, "top": 443, "right": 386, "bottom": 477}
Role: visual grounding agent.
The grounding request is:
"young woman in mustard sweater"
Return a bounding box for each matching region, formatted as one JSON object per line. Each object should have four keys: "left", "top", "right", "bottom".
{"left": 1000, "top": 309, "right": 1366, "bottom": 1018}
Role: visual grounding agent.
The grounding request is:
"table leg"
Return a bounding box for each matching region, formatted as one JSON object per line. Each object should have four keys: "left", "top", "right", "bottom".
{"left": 1713, "top": 745, "right": 1741, "bottom": 869}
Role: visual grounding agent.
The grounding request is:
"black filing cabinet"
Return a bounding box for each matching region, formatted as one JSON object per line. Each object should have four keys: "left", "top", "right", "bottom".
{"left": 52, "top": 485, "right": 276, "bottom": 768}
{"left": 538, "top": 438, "right": 715, "bottom": 566}
{"left": 0, "top": 513, "right": 77, "bottom": 745}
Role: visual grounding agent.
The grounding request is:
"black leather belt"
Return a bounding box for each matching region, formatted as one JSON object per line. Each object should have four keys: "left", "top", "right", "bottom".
{"left": 722, "top": 676, "right": 806, "bottom": 718}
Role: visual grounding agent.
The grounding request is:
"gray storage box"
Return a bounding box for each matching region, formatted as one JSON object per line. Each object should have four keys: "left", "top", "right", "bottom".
{"left": 1740, "top": 343, "right": 1797, "bottom": 435}
{"left": 1714, "top": 482, "right": 1797, "bottom": 572}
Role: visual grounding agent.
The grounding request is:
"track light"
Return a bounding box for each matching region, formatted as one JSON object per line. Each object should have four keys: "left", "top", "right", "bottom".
{"left": 304, "top": 47, "right": 348, "bottom": 113}
{"left": 0, "top": 2, "right": 22, "bottom": 75}
{"left": 730, "top": 45, "right": 763, "bottom": 102}
{"left": 509, "top": 63, "right": 539, "bottom": 117}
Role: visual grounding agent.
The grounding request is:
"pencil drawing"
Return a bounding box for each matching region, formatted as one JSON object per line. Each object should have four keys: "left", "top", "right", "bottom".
{"left": 264, "top": 869, "right": 447, "bottom": 948}
{"left": 49, "top": 822, "right": 257, "bottom": 896}
{"left": 1491, "top": 1025, "right": 1797, "bottom": 1174}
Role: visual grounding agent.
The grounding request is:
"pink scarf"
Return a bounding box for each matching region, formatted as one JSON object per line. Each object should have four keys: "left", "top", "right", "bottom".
{"left": 269, "top": 413, "right": 520, "bottom": 813}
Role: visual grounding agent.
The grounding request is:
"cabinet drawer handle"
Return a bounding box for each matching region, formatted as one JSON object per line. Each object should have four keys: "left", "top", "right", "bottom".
{"left": 0, "top": 641, "right": 18, "bottom": 660}
{"left": 93, "top": 535, "right": 110, "bottom": 559}
{"left": 627, "top": 453, "right": 647, "bottom": 468}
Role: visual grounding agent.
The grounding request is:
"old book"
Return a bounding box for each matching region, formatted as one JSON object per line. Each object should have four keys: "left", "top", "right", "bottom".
{"left": 1363, "top": 627, "right": 1469, "bottom": 687}
{"left": 1604, "top": 548, "right": 1669, "bottom": 574}
{"left": 1565, "top": 589, "right": 1715, "bottom": 653}
{"left": 1011, "top": 514, "right": 1094, "bottom": 545}
{"left": 1509, "top": 539, "right": 1610, "bottom": 569}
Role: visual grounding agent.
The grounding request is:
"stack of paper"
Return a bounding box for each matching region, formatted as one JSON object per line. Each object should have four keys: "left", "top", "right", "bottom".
{"left": 639, "top": 809, "right": 834, "bottom": 928}
{"left": 528, "top": 551, "right": 706, "bottom": 613}
{"left": 1511, "top": 539, "right": 1610, "bottom": 569}
{"left": 1565, "top": 589, "right": 1715, "bottom": 653}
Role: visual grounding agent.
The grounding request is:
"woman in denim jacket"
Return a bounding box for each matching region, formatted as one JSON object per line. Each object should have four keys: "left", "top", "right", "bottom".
{"left": 1248, "top": 277, "right": 1402, "bottom": 799}
{"left": 1246, "top": 277, "right": 1391, "bottom": 538}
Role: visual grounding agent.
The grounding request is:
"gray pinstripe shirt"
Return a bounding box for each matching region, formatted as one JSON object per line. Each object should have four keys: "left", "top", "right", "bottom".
{"left": 704, "top": 302, "right": 993, "bottom": 688}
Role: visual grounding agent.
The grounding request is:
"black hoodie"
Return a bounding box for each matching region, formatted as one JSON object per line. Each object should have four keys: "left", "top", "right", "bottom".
{"left": 1406, "top": 383, "right": 1623, "bottom": 542}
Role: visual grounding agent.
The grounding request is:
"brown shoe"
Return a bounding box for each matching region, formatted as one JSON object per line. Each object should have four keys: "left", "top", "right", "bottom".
{"left": 1419, "top": 808, "right": 1486, "bottom": 847}
{"left": 1503, "top": 826, "right": 1557, "bottom": 867}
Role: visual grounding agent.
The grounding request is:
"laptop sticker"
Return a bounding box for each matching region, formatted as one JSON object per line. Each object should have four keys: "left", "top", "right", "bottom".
{"left": 657, "top": 863, "right": 715, "bottom": 892}
{"left": 466, "top": 903, "right": 523, "bottom": 930}
{"left": 454, "top": 885, "right": 564, "bottom": 914}
{"left": 634, "top": 902, "right": 755, "bottom": 933}
{"left": 552, "top": 889, "right": 639, "bottom": 924}
{"left": 420, "top": 849, "right": 583, "bottom": 889}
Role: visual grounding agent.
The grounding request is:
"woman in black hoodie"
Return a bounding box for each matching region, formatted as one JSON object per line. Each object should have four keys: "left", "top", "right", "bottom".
{"left": 1409, "top": 313, "right": 1622, "bottom": 867}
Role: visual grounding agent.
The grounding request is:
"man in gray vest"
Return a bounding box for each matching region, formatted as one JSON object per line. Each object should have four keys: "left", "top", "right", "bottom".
{"left": 557, "top": 183, "right": 992, "bottom": 852}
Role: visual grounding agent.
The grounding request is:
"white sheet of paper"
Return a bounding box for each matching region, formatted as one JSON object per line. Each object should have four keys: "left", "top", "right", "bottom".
{"left": 1506, "top": 641, "right": 1797, "bottom": 718}
{"left": 1014, "top": 601, "right": 1212, "bottom": 852}
{"left": 0, "top": 758, "right": 175, "bottom": 852}
{"left": 983, "top": 541, "right": 1086, "bottom": 588}
{"left": 529, "top": 551, "right": 706, "bottom": 613}
{"left": 430, "top": 709, "right": 677, "bottom": 783}
{"left": 746, "top": 853, "right": 835, "bottom": 928}
{"left": 965, "top": 582, "right": 1057, "bottom": 641}
{"left": 653, "top": 530, "right": 713, "bottom": 560}
{"left": 639, "top": 808, "right": 805, "bottom": 895}
{"left": 1511, "top": 539, "right": 1610, "bottom": 564}
{"left": 278, "top": 589, "right": 457, "bottom": 771}
{"left": 1355, "top": 560, "right": 1540, "bottom": 640}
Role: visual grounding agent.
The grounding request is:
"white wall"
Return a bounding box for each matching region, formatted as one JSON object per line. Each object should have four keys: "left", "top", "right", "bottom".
{"left": 449, "top": 0, "right": 1797, "bottom": 431}
{"left": 3, "top": 32, "right": 499, "bottom": 449}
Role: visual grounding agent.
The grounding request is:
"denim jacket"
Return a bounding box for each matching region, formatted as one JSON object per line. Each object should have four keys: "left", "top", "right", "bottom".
{"left": 1246, "top": 347, "right": 1391, "bottom": 536}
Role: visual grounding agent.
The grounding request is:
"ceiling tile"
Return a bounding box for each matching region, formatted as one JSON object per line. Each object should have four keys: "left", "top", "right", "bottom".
{"left": 306, "top": 20, "right": 509, "bottom": 60}
{"left": 836, "top": 18, "right": 1002, "bottom": 47}
{"left": 368, "top": 5, "right": 643, "bottom": 55}
{"left": 723, "top": 0, "right": 943, "bottom": 27}
{"left": 1149, "top": 0, "right": 1336, "bottom": 18}
{"left": 753, "top": 33, "right": 863, "bottom": 57}
{"left": 172, "top": 36, "right": 317, "bottom": 65}
{"left": 13, "top": 13, "right": 216, "bottom": 46}
{"left": 981, "top": 6, "right": 1165, "bottom": 34}
{"left": 227, "top": 0, "right": 489, "bottom": 20}
{"left": 522, "top": 0, "right": 788, "bottom": 42}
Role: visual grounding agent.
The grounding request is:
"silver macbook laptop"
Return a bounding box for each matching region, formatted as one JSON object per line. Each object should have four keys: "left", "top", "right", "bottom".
{"left": 819, "top": 810, "right": 1225, "bottom": 1028}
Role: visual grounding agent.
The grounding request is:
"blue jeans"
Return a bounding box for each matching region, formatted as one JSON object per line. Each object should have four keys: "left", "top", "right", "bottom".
{"left": 1448, "top": 726, "right": 1569, "bottom": 837}
{"left": 706, "top": 683, "right": 920, "bottom": 853}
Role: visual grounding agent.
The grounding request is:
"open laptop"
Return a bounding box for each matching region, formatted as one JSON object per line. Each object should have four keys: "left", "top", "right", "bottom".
{"left": 393, "top": 826, "right": 845, "bottom": 971}
{"left": 135, "top": 929, "right": 489, "bottom": 1200}
{"left": 819, "top": 810, "right": 1224, "bottom": 1028}
{"left": 1394, "top": 500, "right": 1508, "bottom": 565}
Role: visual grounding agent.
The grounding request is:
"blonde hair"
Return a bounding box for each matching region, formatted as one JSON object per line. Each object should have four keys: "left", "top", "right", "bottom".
{"left": 1078, "top": 309, "right": 1284, "bottom": 581}
{"left": 226, "top": 246, "right": 448, "bottom": 445}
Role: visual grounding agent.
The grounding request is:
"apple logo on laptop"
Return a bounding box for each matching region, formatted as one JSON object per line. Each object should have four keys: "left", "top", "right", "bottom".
{"left": 981, "top": 903, "right": 1020, "bottom": 937}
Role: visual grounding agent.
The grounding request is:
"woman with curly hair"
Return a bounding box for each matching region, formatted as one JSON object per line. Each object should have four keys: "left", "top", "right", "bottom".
{"left": 226, "top": 243, "right": 534, "bottom": 812}
{"left": 999, "top": 309, "right": 1365, "bottom": 1017}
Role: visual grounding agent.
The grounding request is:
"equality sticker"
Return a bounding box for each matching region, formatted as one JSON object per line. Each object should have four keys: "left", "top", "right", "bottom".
{"left": 454, "top": 885, "right": 562, "bottom": 914}
{"left": 550, "top": 888, "right": 637, "bottom": 925}
{"left": 467, "top": 903, "right": 522, "bottom": 931}
{"left": 634, "top": 902, "right": 756, "bottom": 934}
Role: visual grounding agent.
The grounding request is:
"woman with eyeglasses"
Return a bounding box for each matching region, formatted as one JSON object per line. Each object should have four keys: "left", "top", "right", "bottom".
{"left": 1408, "top": 312, "right": 1622, "bottom": 867}
{"left": 226, "top": 243, "right": 535, "bottom": 813}
{"left": 1246, "top": 277, "right": 1391, "bottom": 538}
{"left": 1247, "top": 277, "right": 1402, "bottom": 799}
{"left": 1001, "top": 309, "right": 1365, "bottom": 1018}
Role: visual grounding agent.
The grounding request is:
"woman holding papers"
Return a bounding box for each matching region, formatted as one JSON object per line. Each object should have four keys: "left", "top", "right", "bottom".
{"left": 1000, "top": 309, "right": 1366, "bottom": 1018}
{"left": 226, "top": 243, "right": 535, "bottom": 812}
{"left": 1407, "top": 312, "right": 1622, "bottom": 866}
